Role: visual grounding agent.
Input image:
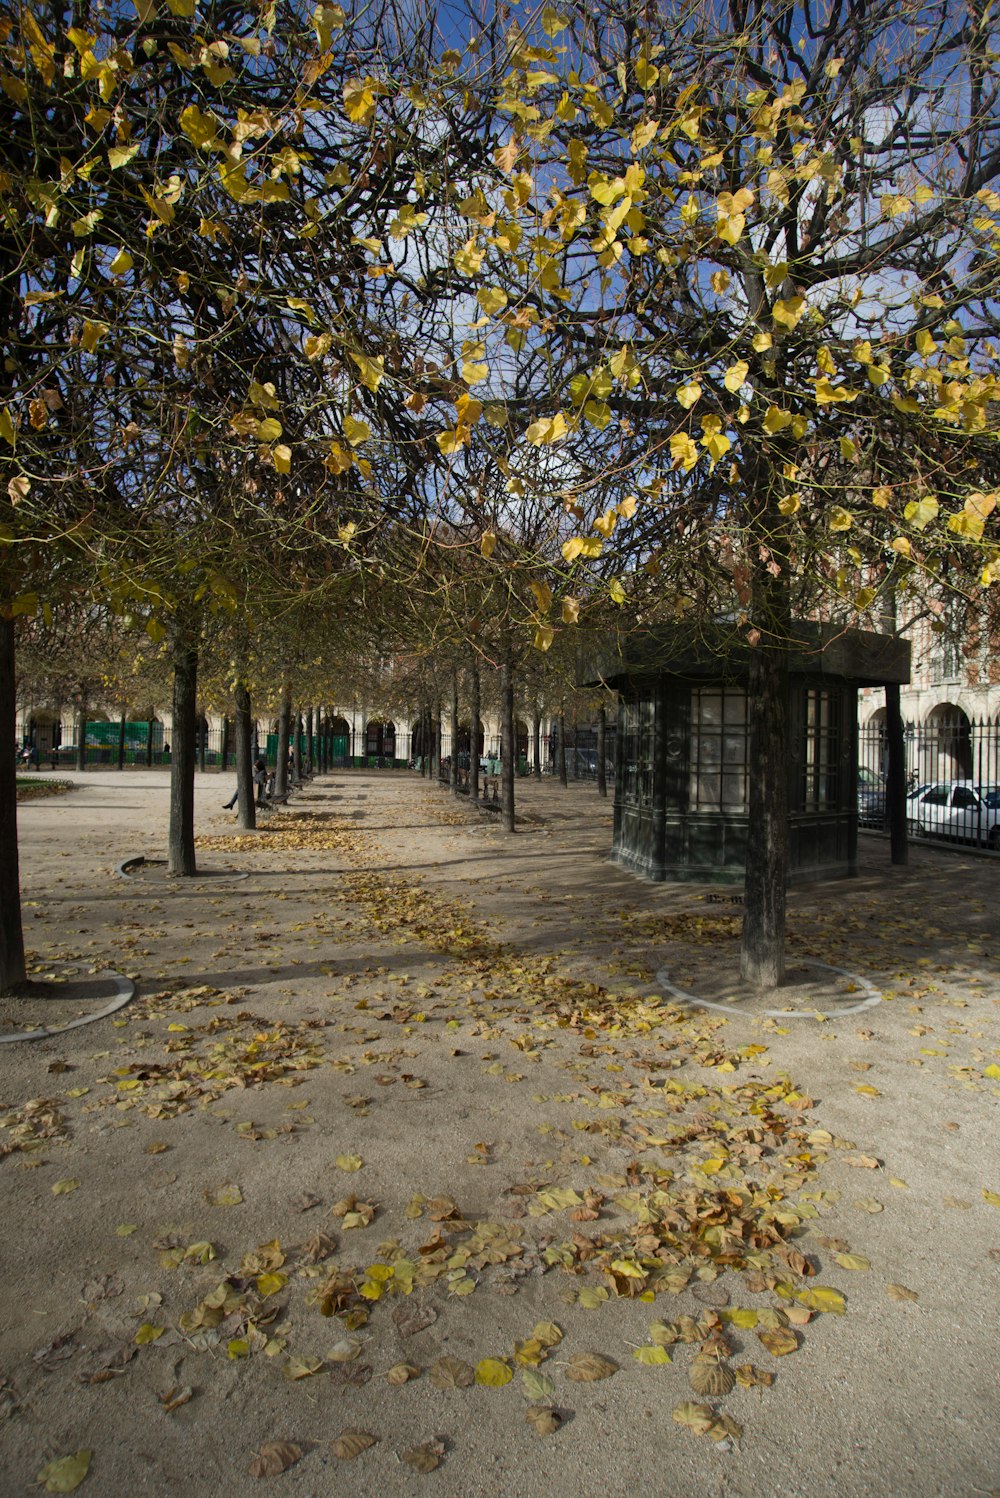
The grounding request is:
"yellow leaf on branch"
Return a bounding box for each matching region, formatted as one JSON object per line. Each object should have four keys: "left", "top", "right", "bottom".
{"left": 530, "top": 580, "right": 553, "bottom": 613}
{"left": 343, "top": 78, "right": 377, "bottom": 125}
{"left": 350, "top": 352, "right": 385, "bottom": 392}
{"left": 724, "top": 361, "right": 749, "bottom": 393}
{"left": 772, "top": 296, "right": 807, "bottom": 330}
{"left": 526, "top": 412, "right": 567, "bottom": 444}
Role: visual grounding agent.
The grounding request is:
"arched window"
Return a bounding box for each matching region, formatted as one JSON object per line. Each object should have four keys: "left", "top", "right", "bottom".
{"left": 925, "top": 703, "right": 972, "bottom": 780}
{"left": 365, "top": 720, "right": 395, "bottom": 759}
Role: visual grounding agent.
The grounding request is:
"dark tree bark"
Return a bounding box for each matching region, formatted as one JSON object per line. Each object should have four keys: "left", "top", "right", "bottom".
{"left": 292, "top": 713, "right": 302, "bottom": 782}
{"left": 145, "top": 714, "right": 155, "bottom": 767}
{"left": 76, "top": 701, "right": 87, "bottom": 772}
{"left": 470, "top": 664, "right": 480, "bottom": 804}
{"left": 532, "top": 708, "right": 542, "bottom": 780}
{"left": 0, "top": 616, "right": 27, "bottom": 994}
{"left": 235, "top": 681, "right": 256, "bottom": 831}
{"left": 220, "top": 715, "right": 230, "bottom": 773}
{"left": 275, "top": 684, "right": 291, "bottom": 799}
{"left": 885, "top": 683, "right": 908, "bottom": 866}
{"left": 500, "top": 651, "right": 516, "bottom": 832}
{"left": 450, "top": 670, "right": 459, "bottom": 796}
{"left": 167, "top": 625, "right": 199, "bottom": 877}
{"left": 117, "top": 710, "right": 127, "bottom": 772}
{"left": 597, "top": 703, "right": 608, "bottom": 799}
{"left": 558, "top": 710, "right": 568, "bottom": 787}
{"left": 433, "top": 705, "right": 442, "bottom": 780}
{"left": 305, "top": 707, "right": 313, "bottom": 773}
{"left": 740, "top": 639, "right": 788, "bottom": 989}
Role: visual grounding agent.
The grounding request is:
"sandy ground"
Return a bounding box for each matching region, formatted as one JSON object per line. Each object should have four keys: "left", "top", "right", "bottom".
{"left": 1, "top": 768, "right": 998, "bottom": 1498}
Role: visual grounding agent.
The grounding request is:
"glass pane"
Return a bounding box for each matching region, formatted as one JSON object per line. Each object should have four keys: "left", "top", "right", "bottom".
{"left": 697, "top": 773, "right": 721, "bottom": 805}
{"left": 722, "top": 773, "right": 746, "bottom": 808}
{"left": 699, "top": 692, "right": 723, "bottom": 726}
{"left": 723, "top": 734, "right": 744, "bottom": 764}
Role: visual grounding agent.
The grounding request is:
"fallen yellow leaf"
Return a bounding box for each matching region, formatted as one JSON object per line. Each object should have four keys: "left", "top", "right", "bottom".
{"left": 36, "top": 1452, "right": 92, "bottom": 1493}
{"left": 475, "top": 1357, "right": 513, "bottom": 1387}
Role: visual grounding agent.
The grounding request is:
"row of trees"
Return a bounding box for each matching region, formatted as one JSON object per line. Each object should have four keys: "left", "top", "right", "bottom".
{"left": 3, "top": 0, "right": 999, "bottom": 994}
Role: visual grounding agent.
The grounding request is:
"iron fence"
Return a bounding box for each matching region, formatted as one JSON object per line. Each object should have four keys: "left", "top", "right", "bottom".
{"left": 858, "top": 714, "right": 1000, "bottom": 847}
{"left": 548, "top": 721, "right": 618, "bottom": 781}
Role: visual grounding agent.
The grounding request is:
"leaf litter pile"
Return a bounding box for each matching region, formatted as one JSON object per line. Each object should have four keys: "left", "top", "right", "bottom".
{"left": 4, "top": 783, "right": 998, "bottom": 1492}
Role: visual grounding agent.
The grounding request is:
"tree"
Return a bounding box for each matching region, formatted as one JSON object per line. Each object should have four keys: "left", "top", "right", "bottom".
{"left": 420, "top": 0, "right": 1000, "bottom": 986}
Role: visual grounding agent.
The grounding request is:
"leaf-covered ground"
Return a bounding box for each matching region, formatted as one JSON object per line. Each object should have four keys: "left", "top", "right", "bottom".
{"left": 3, "top": 770, "right": 998, "bottom": 1496}
{"left": 15, "top": 777, "right": 73, "bottom": 802}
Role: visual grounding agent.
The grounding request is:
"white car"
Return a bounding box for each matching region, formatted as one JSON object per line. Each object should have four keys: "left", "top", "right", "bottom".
{"left": 906, "top": 781, "right": 1000, "bottom": 849}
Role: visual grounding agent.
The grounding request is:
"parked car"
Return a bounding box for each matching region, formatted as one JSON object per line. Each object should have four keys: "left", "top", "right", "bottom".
{"left": 906, "top": 780, "right": 1000, "bottom": 849}
{"left": 857, "top": 767, "right": 886, "bottom": 826}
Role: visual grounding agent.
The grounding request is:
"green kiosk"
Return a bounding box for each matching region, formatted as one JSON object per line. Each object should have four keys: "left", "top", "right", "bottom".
{"left": 583, "top": 624, "right": 910, "bottom": 886}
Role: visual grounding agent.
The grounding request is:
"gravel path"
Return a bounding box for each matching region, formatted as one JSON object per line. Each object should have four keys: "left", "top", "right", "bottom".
{"left": 2, "top": 769, "right": 997, "bottom": 1498}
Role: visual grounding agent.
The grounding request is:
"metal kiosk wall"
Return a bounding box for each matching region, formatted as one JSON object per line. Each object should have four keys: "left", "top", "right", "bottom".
{"left": 584, "top": 626, "right": 910, "bottom": 886}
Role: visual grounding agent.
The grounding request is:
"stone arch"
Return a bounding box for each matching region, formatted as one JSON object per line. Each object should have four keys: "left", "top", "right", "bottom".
{"left": 410, "top": 717, "right": 434, "bottom": 761}
{"left": 858, "top": 705, "right": 887, "bottom": 784}
{"left": 328, "top": 716, "right": 351, "bottom": 764}
{"left": 365, "top": 719, "right": 395, "bottom": 759}
{"left": 456, "top": 718, "right": 485, "bottom": 762}
{"left": 22, "top": 707, "right": 60, "bottom": 764}
{"left": 925, "top": 702, "right": 972, "bottom": 780}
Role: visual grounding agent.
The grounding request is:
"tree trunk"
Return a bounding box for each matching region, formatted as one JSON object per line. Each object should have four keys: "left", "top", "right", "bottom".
{"left": 500, "top": 653, "right": 516, "bottom": 832}
{"left": 291, "top": 714, "right": 301, "bottom": 782}
{"left": 220, "top": 716, "right": 230, "bottom": 773}
{"left": 0, "top": 616, "right": 27, "bottom": 993}
{"left": 470, "top": 665, "right": 480, "bottom": 803}
{"left": 235, "top": 681, "right": 256, "bottom": 831}
{"left": 168, "top": 627, "right": 199, "bottom": 877}
{"left": 558, "top": 710, "right": 568, "bottom": 787}
{"left": 532, "top": 708, "right": 542, "bottom": 780}
{"left": 145, "top": 715, "right": 154, "bottom": 767}
{"left": 740, "top": 640, "right": 788, "bottom": 989}
{"left": 434, "top": 706, "right": 442, "bottom": 781}
{"left": 275, "top": 684, "right": 291, "bottom": 799}
{"left": 305, "top": 708, "right": 313, "bottom": 774}
{"left": 76, "top": 701, "right": 87, "bottom": 772}
{"left": 885, "top": 682, "right": 908, "bottom": 865}
{"left": 117, "top": 710, "right": 127, "bottom": 772}
{"left": 450, "top": 671, "right": 459, "bottom": 796}
{"left": 597, "top": 704, "right": 608, "bottom": 798}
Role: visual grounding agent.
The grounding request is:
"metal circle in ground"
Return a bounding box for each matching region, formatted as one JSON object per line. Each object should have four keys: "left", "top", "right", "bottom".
{"left": 653, "top": 958, "right": 881, "bottom": 1020}
{"left": 0, "top": 968, "right": 135, "bottom": 1044}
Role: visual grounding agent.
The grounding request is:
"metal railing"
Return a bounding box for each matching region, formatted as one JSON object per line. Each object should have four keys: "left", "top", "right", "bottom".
{"left": 858, "top": 714, "right": 1000, "bottom": 846}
